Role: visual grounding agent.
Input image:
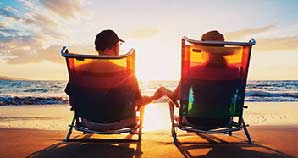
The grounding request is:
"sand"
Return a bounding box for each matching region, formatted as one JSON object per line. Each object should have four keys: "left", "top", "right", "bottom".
{"left": 0, "top": 102, "right": 297, "bottom": 158}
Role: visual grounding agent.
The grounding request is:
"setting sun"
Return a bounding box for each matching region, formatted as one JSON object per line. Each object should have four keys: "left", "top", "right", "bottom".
{"left": 1, "top": 1, "right": 298, "bottom": 157}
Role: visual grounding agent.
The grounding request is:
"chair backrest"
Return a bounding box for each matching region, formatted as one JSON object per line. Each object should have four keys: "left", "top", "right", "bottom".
{"left": 61, "top": 47, "right": 137, "bottom": 123}
{"left": 180, "top": 37, "right": 255, "bottom": 119}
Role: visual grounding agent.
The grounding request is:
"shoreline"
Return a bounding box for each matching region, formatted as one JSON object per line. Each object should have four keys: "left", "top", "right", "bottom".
{"left": 1, "top": 102, "right": 298, "bottom": 130}
{"left": 0, "top": 102, "right": 297, "bottom": 157}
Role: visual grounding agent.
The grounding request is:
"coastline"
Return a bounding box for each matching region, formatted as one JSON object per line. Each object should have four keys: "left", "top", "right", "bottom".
{"left": 0, "top": 102, "right": 297, "bottom": 157}
{"left": 1, "top": 102, "right": 298, "bottom": 130}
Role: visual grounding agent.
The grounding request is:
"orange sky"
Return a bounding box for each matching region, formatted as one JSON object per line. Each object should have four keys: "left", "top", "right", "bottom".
{"left": 0, "top": 0, "right": 298, "bottom": 80}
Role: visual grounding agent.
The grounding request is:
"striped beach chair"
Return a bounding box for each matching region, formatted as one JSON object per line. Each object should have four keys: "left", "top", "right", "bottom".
{"left": 169, "top": 37, "right": 256, "bottom": 144}
{"left": 61, "top": 47, "right": 144, "bottom": 142}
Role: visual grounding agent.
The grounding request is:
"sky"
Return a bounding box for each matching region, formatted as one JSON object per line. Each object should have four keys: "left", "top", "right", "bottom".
{"left": 0, "top": 0, "right": 298, "bottom": 80}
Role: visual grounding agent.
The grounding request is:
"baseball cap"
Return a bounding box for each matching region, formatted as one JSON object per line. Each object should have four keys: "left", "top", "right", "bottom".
{"left": 95, "top": 29, "right": 124, "bottom": 51}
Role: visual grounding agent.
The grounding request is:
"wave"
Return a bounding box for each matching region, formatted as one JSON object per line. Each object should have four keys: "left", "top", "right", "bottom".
{"left": 246, "top": 90, "right": 298, "bottom": 98}
{"left": 1, "top": 80, "right": 298, "bottom": 105}
{"left": 245, "top": 90, "right": 298, "bottom": 102}
{"left": 0, "top": 95, "right": 169, "bottom": 106}
{"left": 2, "top": 91, "right": 298, "bottom": 106}
{"left": 23, "top": 88, "right": 48, "bottom": 93}
{"left": 0, "top": 95, "right": 68, "bottom": 106}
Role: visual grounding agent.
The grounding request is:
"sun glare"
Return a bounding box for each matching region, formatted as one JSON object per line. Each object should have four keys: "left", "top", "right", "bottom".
{"left": 142, "top": 103, "right": 171, "bottom": 131}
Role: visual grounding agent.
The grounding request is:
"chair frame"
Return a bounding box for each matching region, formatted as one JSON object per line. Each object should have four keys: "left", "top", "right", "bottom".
{"left": 170, "top": 37, "right": 256, "bottom": 144}
{"left": 61, "top": 46, "right": 144, "bottom": 142}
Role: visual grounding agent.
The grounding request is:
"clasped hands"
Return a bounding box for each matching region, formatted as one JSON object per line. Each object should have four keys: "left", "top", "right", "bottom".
{"left": 152, "top": 87, "right": 179, "bottom": 107}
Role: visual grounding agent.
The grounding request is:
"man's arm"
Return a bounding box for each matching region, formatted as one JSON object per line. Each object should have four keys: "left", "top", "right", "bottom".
{"left": 135, "top": 88, "right": 163, "bottom": 109}
{"left": 135, "top": 96, "right": 155, "bottom": 107}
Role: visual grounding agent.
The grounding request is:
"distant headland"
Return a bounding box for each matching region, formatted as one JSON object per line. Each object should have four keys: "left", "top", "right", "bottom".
{"left": 0, "top": 76, "right": 27, "bottom": 80}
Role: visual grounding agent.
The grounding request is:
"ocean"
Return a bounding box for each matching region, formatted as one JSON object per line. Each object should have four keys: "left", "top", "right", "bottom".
{"left": 0, "top": 80, "right": 297, "bottom": 105}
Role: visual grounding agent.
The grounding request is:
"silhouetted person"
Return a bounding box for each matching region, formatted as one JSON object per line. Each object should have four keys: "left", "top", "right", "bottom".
{"left": 65, "top": 29, "right": 163, "bottom": 130}
{"left": 161, "top": 30, "right": 240, "bottom": 129}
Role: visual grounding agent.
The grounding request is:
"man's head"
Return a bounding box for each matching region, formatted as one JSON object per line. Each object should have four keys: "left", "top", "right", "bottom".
{"left": 95, "top": 29, "right": 124, "bottom": 55}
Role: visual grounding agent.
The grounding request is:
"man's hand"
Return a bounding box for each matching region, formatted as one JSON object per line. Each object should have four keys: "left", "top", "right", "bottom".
{"left": 152, "top": 87, "right": 164, "bottom": 100}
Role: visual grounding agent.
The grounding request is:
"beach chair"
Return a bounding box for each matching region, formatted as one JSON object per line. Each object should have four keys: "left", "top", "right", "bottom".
{"left": 169, "top": 37, "right": 256, "bottom": 144}
{"left": 61, "top": 46, "right": 144, "bottom": 142}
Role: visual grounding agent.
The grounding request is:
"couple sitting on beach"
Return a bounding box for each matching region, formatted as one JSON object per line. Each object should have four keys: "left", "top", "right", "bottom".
{"left": 65, "top": 29, "right": 229, "bottom": 130}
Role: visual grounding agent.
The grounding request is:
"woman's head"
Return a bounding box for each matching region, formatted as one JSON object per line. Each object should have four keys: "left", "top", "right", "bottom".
{"left": 201, "top": 30, "right": 224, "bottom": 41}
{"left": 201, "top": 30, "right": 227, "bottom": 66}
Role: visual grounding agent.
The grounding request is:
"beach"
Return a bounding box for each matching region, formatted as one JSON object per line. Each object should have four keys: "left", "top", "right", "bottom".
{"left": 0, "top": 102, "right": 298, "bottom": 158}
{"left": 1, "top": 0, "right": 298, "bottom": 157}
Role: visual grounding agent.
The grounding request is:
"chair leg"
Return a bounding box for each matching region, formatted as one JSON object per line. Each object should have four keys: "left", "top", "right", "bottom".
{"left": 172, "top": 126, "right": 178, "bottom": 144}
{"left": 138, "top": 131, "right": 142, "bottom": 142}
{"left": 64, "top": 115, "right": 75, "bottom": 142}
{"left": 229, "top": 131, "right": 232, "bottom": 136}
{"left": 174, "top": 134, "right": 178, "bottom": 144}
{"left": 138, "top": 106, "right": 145, "bottom": 142}
{"left": 168, "top": 99, "right": 178, "bottom": 144}
{"left": 168, "top": 100, "right": 175, "bottom": 124}
{"left": 242, "top": 118, "right": 252, "bottom": 144}
{"left": 138, "top": 123, "right": 142, "bottom": 142}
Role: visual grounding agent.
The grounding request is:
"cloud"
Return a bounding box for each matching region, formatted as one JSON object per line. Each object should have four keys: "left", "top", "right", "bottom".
{"left": 23, "top": 12, "right": 57, "bottom": 27}
{"left": 225, "top": 25, "right": 275, "bottom": 40}
{"left": 6, "top": 44, "right": 64, "bottom": 64}
{"left": 0, "top": 34, "right": 45, "bottom": 54}
{"left": 0, "top": 28, "right": 22, "bottom": 35}
{"left": 40, "top": 0, "right": 85, "bottom": 18}
{"left": 0, "top": 33, "right": 61, "bottom": 64}
{"left": 254, "top": 35, "right": 298, "bottom": 52}
{"left": 0, "top": 22, "right": 7, "bottom": 28}
{"left": 22, "top": 12, "right": 66, "bottom": 39}
{"left": 19, "top": 0, "right": 36, "bottom": 9}
{"left": 0, "top": 6, "right": 20, "bottom": 20}
{"left": 5, "top": 44, "right": 92, "bottom": 65}
{"left": 125, "top": 27, "right": 160, "bottom": 39}
{"left": 0, "top": 1, "right": 66, "bottom": 40}
{"left": 0, "top": 27, "right": 91, "bottom": 64}
{"left": 0, "top": 0, "right": 88, "bottom": 65}
{"left": 224, "top": 25, "right": 298, "bottom": 52}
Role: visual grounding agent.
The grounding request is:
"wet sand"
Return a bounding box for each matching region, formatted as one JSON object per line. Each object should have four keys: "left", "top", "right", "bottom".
{"left": 0, "top": 102, "right": 297, "bottom": 158}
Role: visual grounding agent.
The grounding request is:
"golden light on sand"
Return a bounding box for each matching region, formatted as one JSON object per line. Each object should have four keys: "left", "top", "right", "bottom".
{"left": 142, "top": 103, "right": 171, "bottom": 131}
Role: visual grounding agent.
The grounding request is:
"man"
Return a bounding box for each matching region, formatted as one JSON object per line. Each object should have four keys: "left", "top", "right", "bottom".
{"left": 65, "top": 29, "right": 163, "bottom": 130}
{"left": 93, "top": 29, "right": 163, "bottom": 107}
